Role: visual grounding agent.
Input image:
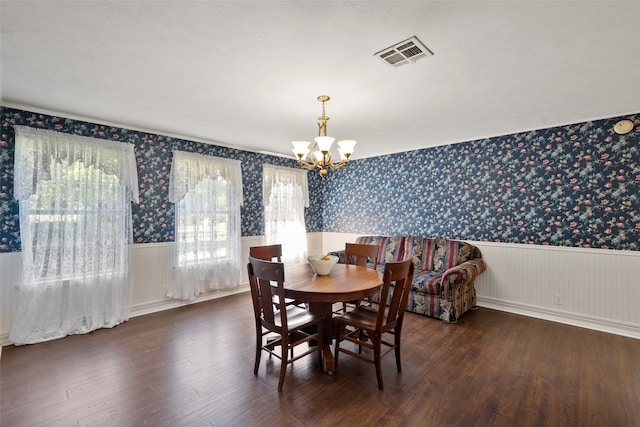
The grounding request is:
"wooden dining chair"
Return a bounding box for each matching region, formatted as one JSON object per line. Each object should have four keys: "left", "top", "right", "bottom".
{"left": 334, "top": 258, "right": 415, "bottom": 390}
{"left": 337, "top": 243, "right": 379, "bottom": 314}
{"left": 249, "top": 244, "right": 304, "bottom": 309}
{"left": 247, "top": 256, "right": 324, "bottom": 391}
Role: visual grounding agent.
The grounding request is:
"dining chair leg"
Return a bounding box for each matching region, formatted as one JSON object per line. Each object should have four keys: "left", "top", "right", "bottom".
{"left": 358, "top": 330, "right": 366, "bottom": 354}
{"left": 334, "top": 325, "right": 341, "bottom": 369}
{"left": 278, "top": 337, "right": 289, "bottom": 392}
{"left": 374, "top": 338, "right": 384, "bottom": 390}
{"left": 395, "top": 327, "right": 402, "bottom": 372}
{"left": 254, "top": 327, "right": 262, "bottom": 375}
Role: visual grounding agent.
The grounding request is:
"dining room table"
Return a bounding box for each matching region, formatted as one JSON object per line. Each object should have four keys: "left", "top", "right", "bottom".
{"left": 283, "top": 262, "right": 383, "bottom": 374}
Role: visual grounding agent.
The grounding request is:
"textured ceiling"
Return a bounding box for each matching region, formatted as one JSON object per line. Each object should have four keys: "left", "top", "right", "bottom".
{"left": 2, "top": 1, "right": 639, "bottom": 160}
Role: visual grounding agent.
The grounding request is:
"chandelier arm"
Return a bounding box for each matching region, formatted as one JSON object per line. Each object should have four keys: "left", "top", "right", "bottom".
{"left": 296, "top": 159, "right": 318, "bottom": 170}
{"left": 327, "top": 160, "right": 349, "bottom": 171}
{"left": 304, "top": 163, "right": 317, "bottom": 170}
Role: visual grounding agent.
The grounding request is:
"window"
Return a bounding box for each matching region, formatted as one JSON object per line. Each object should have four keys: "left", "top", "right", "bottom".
{"left": 11, "top": 126, "right": 138, "bottom": 345}
{"left": 168, "top": 151, "right": 243, "bottom": 300}
{"left": 262, "top": 165, "right": 309, "bottom": 264}
{"left": 27, "top": 162, "right": 127, "bottom": 285}
{"left": 177, "top": 177, "right": 233, "bottom": 265}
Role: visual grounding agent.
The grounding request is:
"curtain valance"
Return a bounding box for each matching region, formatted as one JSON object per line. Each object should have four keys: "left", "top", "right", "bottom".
{"left": 168, "top": 150, "right": 243, "bottom": 206}
{"left": 13, "top": 125, "right": 139, "bottom": 203}
{"left": 262, "top": 164, "right": 309, "bottom": 208}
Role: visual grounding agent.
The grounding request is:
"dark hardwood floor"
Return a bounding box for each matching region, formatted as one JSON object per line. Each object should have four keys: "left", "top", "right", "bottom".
{"left": 2, "top": 292, "right": 639, "bottom": 426}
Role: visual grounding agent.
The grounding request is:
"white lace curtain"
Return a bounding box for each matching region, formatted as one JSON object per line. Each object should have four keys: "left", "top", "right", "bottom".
{"left": 10, "top": 126, "right": 138, "bottom": 345}
{"left": 262, "top": 165, "right": 309, "bottom": 264}
{"left": 167, "top": 150, "right": 243, "bottom": 300}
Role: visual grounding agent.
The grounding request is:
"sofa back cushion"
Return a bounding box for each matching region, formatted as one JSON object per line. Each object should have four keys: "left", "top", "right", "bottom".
{"left": 401, "top": 236, "right": 481, "bottom": 272}
{"left": 432, "top": 239, "right": 480, "bottom": 272}
{"left": 355, "top": 235, "right": 404, "bottom": 268}
{"left": 356, "top": 235, "right": 481, "bottom": 272}
{"left": 402, "top": 236, "right": 437, "bottom": 272}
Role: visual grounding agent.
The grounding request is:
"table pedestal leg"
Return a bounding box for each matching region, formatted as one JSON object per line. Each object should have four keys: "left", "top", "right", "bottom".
{"left": 308, "top": 302, "right": 336, "bottom": 374}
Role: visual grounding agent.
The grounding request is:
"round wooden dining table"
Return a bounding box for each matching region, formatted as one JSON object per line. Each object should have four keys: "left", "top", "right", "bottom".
{"left": 283, "top": 263, "right": 383, "bottom": 373}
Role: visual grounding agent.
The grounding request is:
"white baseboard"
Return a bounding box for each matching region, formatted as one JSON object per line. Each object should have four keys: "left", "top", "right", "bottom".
{"left": 130, "top": 285, "right": 249, "bottom": 318}
{"left": 477, "top": 296, "right": 640, "bottom": 340}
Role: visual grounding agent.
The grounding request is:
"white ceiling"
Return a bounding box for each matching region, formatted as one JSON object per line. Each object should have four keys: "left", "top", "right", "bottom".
{"left": 2, "top": 1, "right": 639, "bottom": 160}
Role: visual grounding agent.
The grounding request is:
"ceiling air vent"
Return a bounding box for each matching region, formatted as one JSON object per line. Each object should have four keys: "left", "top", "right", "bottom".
{"left": 375, "top": 36, "right": 433, "bottom": 68}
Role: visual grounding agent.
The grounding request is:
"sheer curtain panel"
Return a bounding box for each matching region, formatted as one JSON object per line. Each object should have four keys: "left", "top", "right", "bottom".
{"left": 167, "top": 151, "right": 243, "bottom": 300}
{"left": 262, "top": 165, "right": 309, "bottom": 264}
{"left": 10, "top": 126, "right": 139, "bottom": 345}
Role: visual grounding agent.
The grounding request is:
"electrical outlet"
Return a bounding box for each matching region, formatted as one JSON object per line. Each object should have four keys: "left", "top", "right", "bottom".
{"left": 554, "top": 294, "right": 562, "bottom": 305}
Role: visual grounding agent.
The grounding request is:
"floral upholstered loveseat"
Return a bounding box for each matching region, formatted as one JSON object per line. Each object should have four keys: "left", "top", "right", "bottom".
{"left": 331, "top": 236, "right": 487, "bottom": 323}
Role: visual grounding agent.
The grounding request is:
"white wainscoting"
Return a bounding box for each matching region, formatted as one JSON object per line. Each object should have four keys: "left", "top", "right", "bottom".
{"left": 0, "top": 252, "right": 21, "bottom": 346}
{"left": 3, "top": 233, "right": 638, "bottom": 345}
{"left": 322, "top": 232, "right": 640, "bottom": 339}
{"left": 0, "top": 233, "right": 325, "bottom": 346}
{"left": 472, "top": 241, "right": 640, "bottom": 339}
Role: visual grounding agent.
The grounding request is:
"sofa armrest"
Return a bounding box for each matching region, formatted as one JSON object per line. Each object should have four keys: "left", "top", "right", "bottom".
{"left": 327, "top": 249, "right": 347, "bottom": 264}
{"left": 440, "top": 258, "right": 487, "bottom": 300}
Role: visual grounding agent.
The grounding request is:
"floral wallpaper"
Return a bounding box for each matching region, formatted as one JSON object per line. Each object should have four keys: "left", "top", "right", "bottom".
{"left": 323, "top": 114, "right": 640, "bottom": 251}
{"left": 0, "top": 107, "right": 324, "bottom": 252}
{"left": 2, "top": 107, "right": 638, "bottom": 253}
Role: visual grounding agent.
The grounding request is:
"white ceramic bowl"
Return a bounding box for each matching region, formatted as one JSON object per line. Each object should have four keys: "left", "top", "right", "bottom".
{"left": 307, "top": 255, "right": 339, "bottom": 276}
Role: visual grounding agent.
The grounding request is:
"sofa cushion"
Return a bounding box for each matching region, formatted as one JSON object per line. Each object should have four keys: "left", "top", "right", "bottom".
{"left": 433, "top": 239, "right": 479, "bottom": 272}
{"left": 402, "top": 236, "right": 437, "bottom": 272}
{"left": 410, "top": 270, "right": 442, "bottom": 295}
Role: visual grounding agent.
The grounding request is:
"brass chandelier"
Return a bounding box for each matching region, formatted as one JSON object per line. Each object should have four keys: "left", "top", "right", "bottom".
{"left": 291, "top": 95, "right": 357, "bottom": 178}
